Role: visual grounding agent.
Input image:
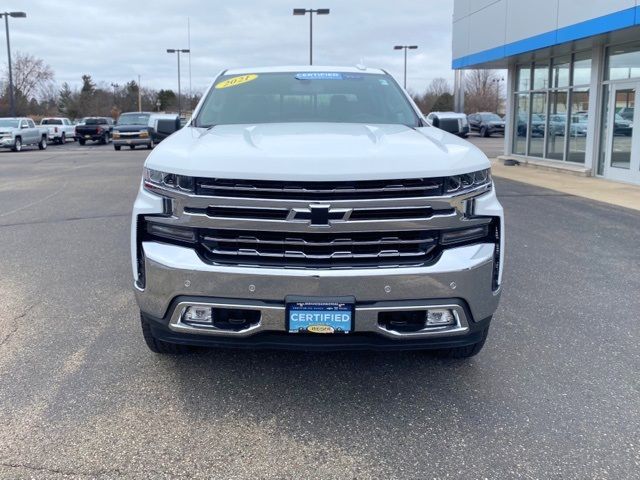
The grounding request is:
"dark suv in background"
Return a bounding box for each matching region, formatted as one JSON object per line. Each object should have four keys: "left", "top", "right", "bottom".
{"left": 468, "top": 112, "right": 505, "bottom": 137}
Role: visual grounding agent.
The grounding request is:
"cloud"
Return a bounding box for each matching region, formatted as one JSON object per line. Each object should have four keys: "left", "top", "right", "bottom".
{"left": 2, "top": 0, "right": 454, "bottom": 94}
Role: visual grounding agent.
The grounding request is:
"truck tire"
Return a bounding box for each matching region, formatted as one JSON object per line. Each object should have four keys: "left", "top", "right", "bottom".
{"left": 38, "top": 136, "right": 47, "bottom": 150}
{"left": 480, "top": 126, "right": 490, "bottom": 138}
{"left": 79, "top": 138, "right": 86, "bottom": 146}
{"left": 60, "top": 133, "right": 66, "bottom": 144}
{"left": 140, "top": 314, "right": 191, "bottom": 354}
{"left": 101, "top": 133, "right": 109, "bottom": 145}
{"left": 12, "top": 137, "right": 22, "bottom": 152}
{"left": 147, "top": 138, "right": 154, "bottom": 150}
{"left": 435, "top": 325, "right": 489, "bottom": 359}
{"left": 114, "top": 145, "right": 121, "bottom": 151}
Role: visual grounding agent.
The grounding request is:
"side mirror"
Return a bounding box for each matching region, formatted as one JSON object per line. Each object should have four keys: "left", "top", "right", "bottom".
{"left": 432, "top": 117, "right": 440, "bottom": 128}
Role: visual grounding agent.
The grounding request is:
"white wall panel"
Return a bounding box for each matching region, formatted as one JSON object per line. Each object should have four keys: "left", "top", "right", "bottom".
{"left": 468, "top": 1, "right": 507, "bottom": 53}
{"left": 505, "top": 0, "right": 559, "bottom": 44}
{"left": 557, "top": 0, "right": 635, "bottom": 28}
{"left": 452, "top": 16, "right": 470, "bottom": 60}
{"left": 453, "top": 0, "right": 470, "bottom": 21}
{"left": 469, "top": 0, "right": 502, "bottom": 14}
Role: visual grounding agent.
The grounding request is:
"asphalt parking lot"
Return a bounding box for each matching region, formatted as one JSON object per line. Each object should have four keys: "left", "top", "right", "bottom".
{"left": 0, "top": 141, "right": 639, "bottom": 479}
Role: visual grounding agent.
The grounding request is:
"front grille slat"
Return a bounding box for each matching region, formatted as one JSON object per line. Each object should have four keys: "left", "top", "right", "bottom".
{"left": 199, "top": 229, "right": 438, "bottom": 268}
{"left": 196, "top": 177, "right": 444, "bottom": 200}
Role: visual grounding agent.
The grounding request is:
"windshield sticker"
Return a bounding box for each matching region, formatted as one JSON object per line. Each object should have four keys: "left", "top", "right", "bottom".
{"left": 295, "top": 72, "right": 344, "bottom": 80}
{"left": 378, "top": 79, "right": 389, "bottom": 85}
{"left": 215, "top": 74, "right": 258, "bottom": 89}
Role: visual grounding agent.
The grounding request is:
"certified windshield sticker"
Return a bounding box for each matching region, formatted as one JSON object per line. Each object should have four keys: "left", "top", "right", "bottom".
{"left": 295, "top": 72, "right": 343, "bottom": 80}
{"left": 215, "top": 74, "right": 258, "bottom": 89}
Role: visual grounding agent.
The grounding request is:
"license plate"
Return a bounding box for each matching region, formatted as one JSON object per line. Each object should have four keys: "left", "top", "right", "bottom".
{"left": 127, "top": 140, "right": 132, "bottom": 144}
{"left": 84, "top": 135, "right": 90, "bottom": 138}
{"left": 287, "top": 297, "right": 354, "bottom": 334}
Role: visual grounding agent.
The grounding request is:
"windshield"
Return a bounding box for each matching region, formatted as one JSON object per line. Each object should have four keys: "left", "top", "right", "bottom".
{"left": 86, "top": 118, "right": 106, "bottom": 125}
{"left": 41, "top": 119, "right": 63, "bottom": 125}
{"left": 0, "top": 119, "right": 19, "bottom": 128}
{"left": 482, "top": 113, "right": 503, "bottom": 121}
{"left": 117, "top": 114, "right": 150, "bottom": 126}
{"left": 195, "top": 71, "right": 419, "bottom": 127}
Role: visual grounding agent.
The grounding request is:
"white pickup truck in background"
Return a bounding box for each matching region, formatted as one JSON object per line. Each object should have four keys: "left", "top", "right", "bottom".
{"left": 40, "top": 117, "right": 76, "bottom": 144}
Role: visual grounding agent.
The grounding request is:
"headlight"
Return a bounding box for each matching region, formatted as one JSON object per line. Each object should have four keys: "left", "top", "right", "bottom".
{"left": 445, "top": 169, "right": 491, "bottom": 194}
{"left": 112, "top": 131, "right": 120, "bottom": 139}
{"left": 139, "top": 130, "right": 149, "bottom": 138}
{"left": 143, "top": 167, "right": 195, "bottom": 192}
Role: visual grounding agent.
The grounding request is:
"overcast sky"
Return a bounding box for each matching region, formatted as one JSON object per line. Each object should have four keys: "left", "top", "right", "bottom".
{"left": 2, "top": 0, "right": 455, "bottom": 95}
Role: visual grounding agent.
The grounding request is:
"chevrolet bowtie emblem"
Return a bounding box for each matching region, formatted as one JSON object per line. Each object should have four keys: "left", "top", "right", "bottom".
{"left": 288, "top": 204, "right": 353, "bottom": 227}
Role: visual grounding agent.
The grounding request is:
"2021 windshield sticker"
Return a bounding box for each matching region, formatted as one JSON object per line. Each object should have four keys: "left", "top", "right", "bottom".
{"left": 215, "top": 74, "right": 258, "bottom": 89}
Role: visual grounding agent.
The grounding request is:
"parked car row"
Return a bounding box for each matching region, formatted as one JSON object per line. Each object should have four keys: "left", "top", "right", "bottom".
{"left": 0, "top": 112, "right": 182, "bottom": 152}
{"left": 425, "top": 111, "right": 505, "bottom": 138}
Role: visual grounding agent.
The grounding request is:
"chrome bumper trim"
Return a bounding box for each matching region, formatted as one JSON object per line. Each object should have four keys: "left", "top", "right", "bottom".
{"left": 135, "top": 241, "right": 500, "bottom": 323}
{"left": 167, "top": 299, "right": 469, "bottom": 339}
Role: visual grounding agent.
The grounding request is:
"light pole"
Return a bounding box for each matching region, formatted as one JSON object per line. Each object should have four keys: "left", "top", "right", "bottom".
{"left": 110, "top": 82, "right": 118, "bottom": 107}
{"left": 0, "top": 11, "right": 26, "bottom": 117}
{"left": 292, "top": 8, "right": 330, "bottom": 65}
{"left": 393, "top": 45, "right": 418, "bottom": 90}
{"left": 491, "top": 77, "right": 505, "bottom": 113}
{"left": 166, "top": 48, "right": 190, "bottom": 117}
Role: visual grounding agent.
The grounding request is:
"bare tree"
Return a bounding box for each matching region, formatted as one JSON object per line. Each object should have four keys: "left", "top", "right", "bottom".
{"left": 412, "top": 77, "right": 453, "bottom": 114}
{"left": 464, "top": 69, "right": 505, "bottom": 114}
{"left": 8, "top": 52, "right": 55, "bottom": 101}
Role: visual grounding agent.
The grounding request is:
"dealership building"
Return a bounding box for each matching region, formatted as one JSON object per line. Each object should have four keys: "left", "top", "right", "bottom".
{"left": 453, "top": 1, "right": 640, "bottom": 185}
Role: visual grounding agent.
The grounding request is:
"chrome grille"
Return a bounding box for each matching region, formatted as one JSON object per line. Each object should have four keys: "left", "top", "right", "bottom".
{"left": 199, "top": 229, "right": 438, "bottom": 268}
{"left": 145, "top": 176, "right": 492, "bottom": 269}
{"left": 195, "top": 177, "right": 444, "bottom": 199}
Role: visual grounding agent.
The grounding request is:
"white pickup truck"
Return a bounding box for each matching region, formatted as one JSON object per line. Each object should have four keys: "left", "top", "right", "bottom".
{"left": 40, "top": 117, "right": 76, "bottom": 144}
{"left": 131, "top": 66, "right": 504, "bottom": 358}
{"left": 0, "top": 117, "right": 48, "bottom": 151}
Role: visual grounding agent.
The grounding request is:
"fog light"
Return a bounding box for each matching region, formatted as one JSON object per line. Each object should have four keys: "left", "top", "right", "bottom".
{"left": 183, "top": 306, "right": 213, "bottom": 324}
{"left": 426, "top": 309, "right": 455, "bottom": 326}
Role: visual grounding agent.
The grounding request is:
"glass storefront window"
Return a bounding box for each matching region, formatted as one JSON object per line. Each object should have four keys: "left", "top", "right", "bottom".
{"left": 610, "top": 88, "right": 636, "bottom": 169}
{"left": 528, "top": 92, "right": 547, "bottom": 157}
{"left": 533, "top": 62, "right": 549, "bottom": 90}
{"left": 607, "top": 42, "right": 640, "bottom": 81}
{"left": 567, "top": 89, "right": 589, "bottom": 163}
{"left": 573, "top": 52, "right": 592, "bottom": 85}
{"left": 552, "top": 56, "right": 571, "bottom": 88}
{"left": 514, "top": 93, "right": 529, "bottom": 155}
{"left": 517, "top": 65, "right": 531, "bottom": 91}
{"left": 512, "top": 52, "right": 594, "bottom": 162}
{"left": 546, "top": 90, "right": 568, "bottom": 160}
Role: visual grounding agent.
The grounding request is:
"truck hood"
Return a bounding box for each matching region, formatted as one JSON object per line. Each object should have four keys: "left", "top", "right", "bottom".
{"left": 145, "top": 123, "right": 490, "bottom": 181}
{"left": 0, "top": 128, "right": 17, "bottom": 134}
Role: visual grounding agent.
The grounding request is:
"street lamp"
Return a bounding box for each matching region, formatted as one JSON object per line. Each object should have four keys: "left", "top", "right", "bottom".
{"left": 292, "top": 8, "right": 330, "bottom": 65}
{"left": 0, "top": 11, "right": 26, "bottom": 117}
{"left": 393, "top": 45, "right": 418, "bottom": 90}
{"left": 166, "top": 48, "right": 190, "bottom": 117}
{"left": 491, "top": 77, "right": 505, "bottom": 113}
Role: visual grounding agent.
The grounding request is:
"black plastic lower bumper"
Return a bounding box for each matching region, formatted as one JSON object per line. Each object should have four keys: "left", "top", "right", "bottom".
{"left": 141, "top": 311, "right": 492, "bottom": 352}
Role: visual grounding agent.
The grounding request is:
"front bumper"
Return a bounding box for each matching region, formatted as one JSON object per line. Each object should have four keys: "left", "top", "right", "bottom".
{"left": 0, "top": 137, "right": 15, "bottom": 147}
{"left": 132, "top": 178, "right": 504, "bottom": 347}
{"left": 114, "top": 138, "right": 150, "bottom": 147}
{"left": 135, "top": 240, "right": 500, "bottom": 348}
